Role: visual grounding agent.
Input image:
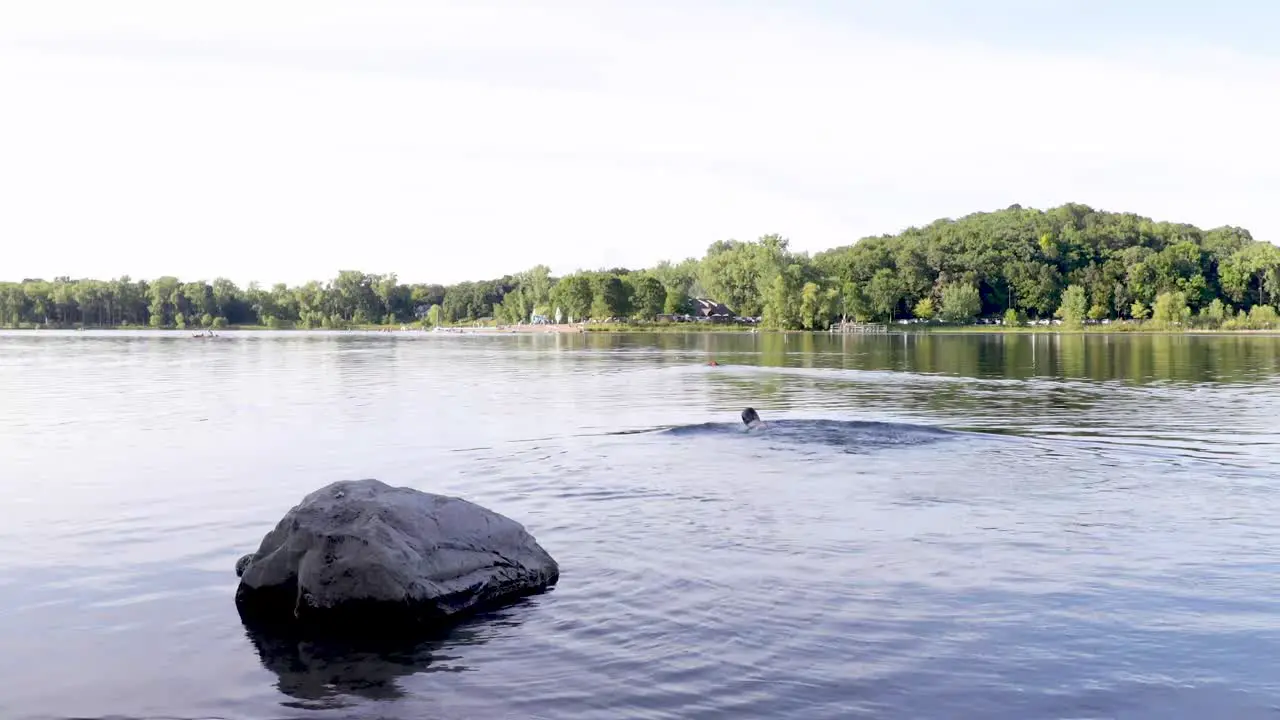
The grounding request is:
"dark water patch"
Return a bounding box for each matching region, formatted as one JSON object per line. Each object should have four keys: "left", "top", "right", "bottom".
{"left": 658, "top": 418, "right": 963, "bottom": 455}
{"left": 241, "top": 615, "right": 493, "bottom": 709}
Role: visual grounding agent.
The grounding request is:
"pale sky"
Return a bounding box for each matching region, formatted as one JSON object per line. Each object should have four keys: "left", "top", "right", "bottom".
{"left": 1, "top": 0, "right": 1277, "bottom": 287}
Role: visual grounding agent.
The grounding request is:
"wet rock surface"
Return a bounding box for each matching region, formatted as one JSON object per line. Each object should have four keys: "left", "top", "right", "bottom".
{"left": 234, "top": 478, "right": 559, "bottom": 635}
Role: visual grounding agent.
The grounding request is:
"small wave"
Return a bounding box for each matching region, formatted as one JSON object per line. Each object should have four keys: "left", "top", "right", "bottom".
{"left": 659, "top": 418, "right": 960, "bottom": 454}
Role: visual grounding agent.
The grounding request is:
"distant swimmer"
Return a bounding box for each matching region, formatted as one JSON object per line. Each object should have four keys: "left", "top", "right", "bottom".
{"left": 741, "top": 406, "right": 766, "bottom": 430}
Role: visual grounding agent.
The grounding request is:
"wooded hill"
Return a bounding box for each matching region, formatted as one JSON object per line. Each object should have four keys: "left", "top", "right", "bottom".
{"left": 3, "top": 203, "right": 1278, "bottom": 330}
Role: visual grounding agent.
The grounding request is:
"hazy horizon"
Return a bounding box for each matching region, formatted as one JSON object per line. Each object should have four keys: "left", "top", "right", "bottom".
{"left": 3, "top": 0, "right": 1278, "bottom": 287}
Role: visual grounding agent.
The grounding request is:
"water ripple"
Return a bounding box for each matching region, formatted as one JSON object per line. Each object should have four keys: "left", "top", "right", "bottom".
{"left": 1, "top": 331, "right": 1280, "bottom": 719}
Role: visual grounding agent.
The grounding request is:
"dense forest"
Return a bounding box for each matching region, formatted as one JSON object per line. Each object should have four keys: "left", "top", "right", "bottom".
{"left": 3, "top": 203, "right": 1280, "bottom": 331}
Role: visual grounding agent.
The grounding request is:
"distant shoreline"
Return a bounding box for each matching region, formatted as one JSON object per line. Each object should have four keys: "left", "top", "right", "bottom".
{"left": 4, "top": 323, "right": 1279, "bottom": 337}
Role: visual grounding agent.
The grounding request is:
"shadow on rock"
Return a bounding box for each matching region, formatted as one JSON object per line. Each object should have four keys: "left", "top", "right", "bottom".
{"left": 234, "top": 478, "right": 559, "bottom": 638}
{"left": 243, "top": 604, "right": 526, "bottom": 707}
{"left": 231, "top": 478, "right": 559, "bottom": 709}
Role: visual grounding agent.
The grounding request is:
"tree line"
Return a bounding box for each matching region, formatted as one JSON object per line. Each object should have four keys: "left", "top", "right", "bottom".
{"left": 3, "top": 203, "right": 1279, "bottom": 331}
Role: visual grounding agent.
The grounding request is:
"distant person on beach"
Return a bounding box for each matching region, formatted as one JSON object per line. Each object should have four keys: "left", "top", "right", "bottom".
{"left": 741, "top": 407, "right": 766, "bottom": 430}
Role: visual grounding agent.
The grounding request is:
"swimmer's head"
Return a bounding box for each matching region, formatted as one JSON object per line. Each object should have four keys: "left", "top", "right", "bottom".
{"left": 741, "top": 407, "right": 761, "bottom": 427}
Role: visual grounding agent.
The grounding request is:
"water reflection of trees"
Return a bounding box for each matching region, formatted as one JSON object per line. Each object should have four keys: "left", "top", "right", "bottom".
{"left": 246, "top": 331, "right": 1280, "bottom": 399}
{"left": 669, "top": 332, "right": 1280, "bottom": 430}
{"left": 674, "top": 332, "right": 1280, "bottom": 384}
{"left": 514, "top": 332, "right": 1280, "bottom": 429}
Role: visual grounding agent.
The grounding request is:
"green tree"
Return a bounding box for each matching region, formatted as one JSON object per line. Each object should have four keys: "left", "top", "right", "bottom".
{"left": 939, "top": 283, "right": 981, "bottom": 323}
{"left": 838, "top": 282, "right": 871, "bottom": 322}
{"left": 497, "top": 289, "right": 531, "bottom": 325}
{"left": 867, "top": 268, "right": 903, "bottom": 321}
{"left": 551, "top": 274, "right": 593, "bottom": 322}
{"left": 516, "top": 265, "right": 553, "bottom": 308}
{"left": 650, "top": 258, "right": 700, "bottom": 306}
{"left": 1197, "top": 298, "right": 1227, "bottom": 327}
{"left": 798, "top": 281, "right": 826, "bottom": 330}
{"left": 1055, "top": 284, "right": 1088, "bottom": 329}
{"left": 1220, "top": 242, "right": 1280, "bottom": 308}
{"left": 1247, "top": 304, "right": 1279, "bottom": 328}
{"left": 762, "top": 264, "right": 802, "bottom": 330}
{"left": 590, "top": 273, "right": 632, "bottom": 320}
{"left": 3, "top": 202, "right": 1278, "bottom": 334}
{"left": 629, "top": 275, "right": 665, "bottom": 319}
{"left": 663, "top": 289, "right": 691, "bottom": 315}
{"left": 1151, "top": 290, "right": 1190, "bottom": 328}
{"left": 148, "top": 276, "right": 180, "bottom": 327}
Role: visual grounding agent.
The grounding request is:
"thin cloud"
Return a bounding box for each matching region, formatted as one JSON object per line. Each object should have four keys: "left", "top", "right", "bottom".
{"left": 0, "top": 0, "right": 1275, "bottom": 286}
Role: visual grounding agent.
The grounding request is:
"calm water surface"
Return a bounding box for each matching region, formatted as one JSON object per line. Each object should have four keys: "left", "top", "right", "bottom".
{"left": 1, "top": 330, "right": 1279, "bottom": 719}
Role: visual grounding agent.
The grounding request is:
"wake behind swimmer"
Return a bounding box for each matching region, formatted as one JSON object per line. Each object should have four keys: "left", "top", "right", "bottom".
{"left": 653, "top": 409, "right": 960, "bottom": 453}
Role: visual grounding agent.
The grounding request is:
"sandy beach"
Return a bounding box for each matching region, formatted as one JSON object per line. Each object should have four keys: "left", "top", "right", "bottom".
{"left": 431, "top": 323, "right": 585, "bottom": 334}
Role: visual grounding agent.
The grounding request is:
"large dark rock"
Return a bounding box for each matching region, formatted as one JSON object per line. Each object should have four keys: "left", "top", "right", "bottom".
{"left": 234, "top": 478, "right": 559, "bottom": 635}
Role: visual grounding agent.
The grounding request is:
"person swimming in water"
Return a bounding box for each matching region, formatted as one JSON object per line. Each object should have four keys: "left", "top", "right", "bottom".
{"left": 741, "top": 407, "right": 766, "bottom": 430}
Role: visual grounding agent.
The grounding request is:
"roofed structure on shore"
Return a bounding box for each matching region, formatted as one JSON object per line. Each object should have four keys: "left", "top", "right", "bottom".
{"left": 692, "top": 298, "right": 734, "bottom": 320}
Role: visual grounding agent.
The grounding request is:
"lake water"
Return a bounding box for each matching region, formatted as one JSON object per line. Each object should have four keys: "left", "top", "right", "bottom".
{"left": 2, "top": 329, "right": 1279, "bottom": 719}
